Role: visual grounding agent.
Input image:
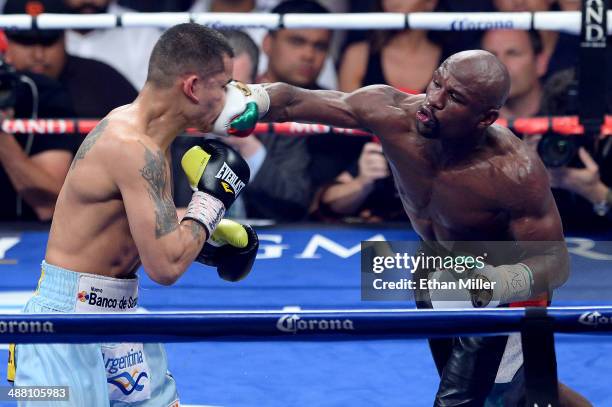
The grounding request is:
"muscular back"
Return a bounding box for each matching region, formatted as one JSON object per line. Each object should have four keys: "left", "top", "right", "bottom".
{"left": 46, "top": 109, "right": 175, "bottom": 278}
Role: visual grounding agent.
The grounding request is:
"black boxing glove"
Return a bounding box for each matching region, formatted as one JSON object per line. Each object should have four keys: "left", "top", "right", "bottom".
{"left": 197, "top": 219, "right": 259, "bottom": 282}
{"left": 181, "top": 140, "right": 250, "bottom": 235}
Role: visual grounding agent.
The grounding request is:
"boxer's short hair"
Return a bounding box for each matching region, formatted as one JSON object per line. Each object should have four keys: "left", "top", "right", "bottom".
{"left": 147, "top": 23, "right": 234, "bottom": 87}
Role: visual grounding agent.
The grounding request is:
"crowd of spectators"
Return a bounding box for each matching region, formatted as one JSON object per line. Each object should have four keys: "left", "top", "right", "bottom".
{"left": 0, "top": 0, "right": 609, "bottom": 234}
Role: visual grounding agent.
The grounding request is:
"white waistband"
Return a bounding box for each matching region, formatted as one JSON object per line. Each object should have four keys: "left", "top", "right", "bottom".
{"left": 38, "top": 261, "right": 139, "bottom": 313}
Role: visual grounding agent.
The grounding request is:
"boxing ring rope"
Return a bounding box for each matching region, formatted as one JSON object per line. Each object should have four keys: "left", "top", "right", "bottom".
{"left": 2, "top": 117, "right": 612, "bottom": 137}
{"left": 0, "top": 6, "right": 607, "bottom": 139}
{"left": 0, "top": 306, "right": 611, "bottom": 344}
{"left": 0, "top": 11, "right": 607, "bottom": 34}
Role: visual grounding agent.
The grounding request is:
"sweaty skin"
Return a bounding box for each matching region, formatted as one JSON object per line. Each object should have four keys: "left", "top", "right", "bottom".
{"left": 263, "top": 50, "right": 569, "bottom": 295}
{"left": 45, "top": 55, "right": 234, "bottom": 282}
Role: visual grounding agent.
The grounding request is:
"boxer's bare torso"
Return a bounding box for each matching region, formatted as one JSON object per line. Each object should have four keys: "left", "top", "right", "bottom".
{"left": 270, "top": 87, "right": 557, "bottom": 242}
{"left": 263, "top": 50, "right": 568, "bottom": 293}
{"left": 374, "top": 94, "right": 546, "bottom": 242}
{"left": 46, "top": 106, "right": 175, "bottom": 278}
{"left": 45, "top": 48, "right": 232, "bottom": 281}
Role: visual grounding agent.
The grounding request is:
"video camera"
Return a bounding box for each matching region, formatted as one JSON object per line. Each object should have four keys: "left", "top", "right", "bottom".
{"left": 537, "top": 132, "right": 588, "bottom": 168}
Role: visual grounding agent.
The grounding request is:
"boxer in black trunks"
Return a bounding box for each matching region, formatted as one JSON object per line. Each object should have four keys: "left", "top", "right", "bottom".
{"left": 233, "top": 49, "right": 590, "bottom": 405}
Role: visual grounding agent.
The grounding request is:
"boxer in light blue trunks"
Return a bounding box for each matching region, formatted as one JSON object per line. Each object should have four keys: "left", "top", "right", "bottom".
{"left": 8, "top": 23, "right": 261, "bottom": 406}
{"left": 14, "top": 262, "right": 177, "bottom": 406}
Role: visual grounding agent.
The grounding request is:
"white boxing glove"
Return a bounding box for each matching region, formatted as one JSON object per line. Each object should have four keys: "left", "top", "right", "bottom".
{"left": 212, "top": 81, "right": 270, "bottom": 137}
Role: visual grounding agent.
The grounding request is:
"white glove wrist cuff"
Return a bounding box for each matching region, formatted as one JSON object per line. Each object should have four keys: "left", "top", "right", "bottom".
{"left": 504, "top": 263, "right": 534, "bottom": 303}
{"left": 184, "top": 191, "right": 226, "bottom": 236}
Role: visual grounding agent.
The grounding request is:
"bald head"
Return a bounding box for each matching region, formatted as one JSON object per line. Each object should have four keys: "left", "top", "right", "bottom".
{"left": 443, "top": 50, "right": 511, "bottom": 110}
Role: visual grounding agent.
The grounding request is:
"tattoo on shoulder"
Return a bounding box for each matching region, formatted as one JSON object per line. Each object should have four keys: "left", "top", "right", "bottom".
{"left": 71, "top": 118, "right": 109, "bottom": 169}
{"left": 140, "top": 144, "right": 178, "bottom": 238}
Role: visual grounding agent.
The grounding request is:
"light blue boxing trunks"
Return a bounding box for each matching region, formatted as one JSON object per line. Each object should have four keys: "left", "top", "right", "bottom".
{"left": 9, "top": 261, "right": 179, "bottom": 407}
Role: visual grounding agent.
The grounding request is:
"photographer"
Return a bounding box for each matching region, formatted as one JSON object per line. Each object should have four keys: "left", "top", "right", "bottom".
{"left": 0, "top": 62, "right": 75, "bottom": 222}
{"left": 539, "top": 69, "right": 612, "bottom": 232}
{"left": 483, "top": 29, "right": 611, "bottom": 232}
{"left": 0, "top": 0, "right": 137, "bottom": 222}
{"left": 0, "top": 1, "right": 77, "bottom": 222}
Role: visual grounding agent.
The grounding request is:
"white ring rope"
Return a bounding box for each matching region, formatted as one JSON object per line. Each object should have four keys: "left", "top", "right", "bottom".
{"left": 0, "top": 11, "right": 606, "bottom": 34}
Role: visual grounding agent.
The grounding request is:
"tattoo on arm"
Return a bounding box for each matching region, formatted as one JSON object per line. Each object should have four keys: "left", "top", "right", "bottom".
{"left": 140, "top": 144, "right": 178, "bottom": 238}
{"left": 71, "top": 119, "right": 109, "bottom": 169}
{"left": 188, "top": 220, "right": 206, "bottom": 245}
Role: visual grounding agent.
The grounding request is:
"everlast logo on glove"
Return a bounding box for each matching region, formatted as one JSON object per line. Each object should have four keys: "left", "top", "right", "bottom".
{"left": 215, "top": 162, "right": 246, "bottom": 196}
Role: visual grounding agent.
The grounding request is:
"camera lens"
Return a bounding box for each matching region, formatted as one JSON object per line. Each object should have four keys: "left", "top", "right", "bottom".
{"left": 537, "top": 133, "right": 578, "bottom": 167}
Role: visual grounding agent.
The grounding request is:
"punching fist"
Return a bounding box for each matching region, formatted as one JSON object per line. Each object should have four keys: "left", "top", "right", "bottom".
{"left": 197, "top": 219, "right": 259, "bottom": 282}
{"left": 181, "top": 140, "right": 250, "bottom": 234}
{"left": 212, "top": 81, "right": 270, "bottom": 137}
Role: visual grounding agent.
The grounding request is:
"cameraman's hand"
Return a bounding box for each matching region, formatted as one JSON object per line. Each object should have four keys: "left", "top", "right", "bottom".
{"left": 549, "top": 148, "right": 609, "bottom": 203}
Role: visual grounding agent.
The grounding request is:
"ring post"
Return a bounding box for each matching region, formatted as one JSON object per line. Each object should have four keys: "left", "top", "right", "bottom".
{"left": 521, "top": 307, "right": 559, "bottom": 407}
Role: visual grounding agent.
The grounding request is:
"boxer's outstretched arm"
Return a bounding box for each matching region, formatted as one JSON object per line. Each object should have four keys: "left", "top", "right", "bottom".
{"left": 113, "top": 138, "right": 206, "bottom": 285}
{"left": 262, "top": 83, "right": 407, "bottom": 135}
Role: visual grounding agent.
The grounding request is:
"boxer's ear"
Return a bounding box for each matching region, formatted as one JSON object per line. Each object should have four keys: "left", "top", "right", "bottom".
{"left": 182, "top": 75, "right": 199, "bottom": 104}
{"left": 477, "top": 109, "right": 499, "bottom": 130}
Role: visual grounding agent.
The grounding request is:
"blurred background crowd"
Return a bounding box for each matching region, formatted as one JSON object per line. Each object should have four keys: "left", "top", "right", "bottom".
{"left": 0, "top": 0, "right": 610, "bottom": 235}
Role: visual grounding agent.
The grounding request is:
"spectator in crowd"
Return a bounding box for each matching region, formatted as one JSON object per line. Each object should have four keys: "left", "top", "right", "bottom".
{"left": 492, "top": 0, "right": 580, "bottom": 79}
{"left": 481, "top": 29, "right": 548, "bottom": 119}
{"left": 63, "top": 0, "right": 162, "bottom": 90}
{"left": 0, "top": 0, "right": 136, "bottom": 222}
{"left": 248, "top": 0, "right": 353, "bottom": 196}
{"left": 483, "top": 26, "right": 612, "bottom": 232}
{"left": 255, "top": 1, "right": 371, "bottom": 209}
{"left": 172, "top": 29, "right": 313, "bottom": 221}
{"left": 258, "top": 0, "right": 332, "bottom": 89}
{"left": 0, "top": 64, "right": 76, "bottom": 221}
{"left": 4, "top": 0, "right": 138, "bottom": 118}
{"left": 0, "top": 2, "right": 78, "bottom": 222}
{"left": 189, "top": 0, "right": 340, "bottom": 90}
{"left": 539, "top": 71, "right": 612, "bottom": 232}
{"left": 313, "top": 0, "right": 422, "bottom": 222}
{"left": 339, "top": 0, "right": 449, "bottom": 93}
{"left": 313, "top": 140, "right": 407, "bottom": 222}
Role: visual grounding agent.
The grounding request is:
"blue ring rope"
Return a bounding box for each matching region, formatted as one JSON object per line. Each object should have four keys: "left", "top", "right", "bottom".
{"left": 1, "top": 306, "right": 611, "bottom": 343}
